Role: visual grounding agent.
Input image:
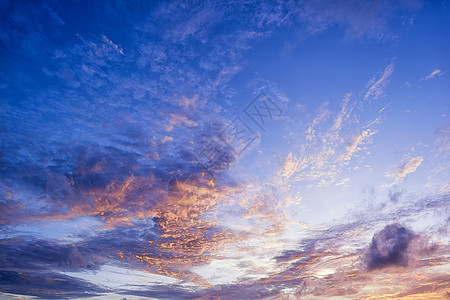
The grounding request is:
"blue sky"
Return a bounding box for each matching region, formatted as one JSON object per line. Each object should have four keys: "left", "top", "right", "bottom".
{"left": 1, "top": 0, "right": 449, "bottom": 299}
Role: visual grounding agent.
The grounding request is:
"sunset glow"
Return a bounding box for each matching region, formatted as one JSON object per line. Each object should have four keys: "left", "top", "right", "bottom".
{"left": 1, "top": 1, "right": 449, "bottom": 299}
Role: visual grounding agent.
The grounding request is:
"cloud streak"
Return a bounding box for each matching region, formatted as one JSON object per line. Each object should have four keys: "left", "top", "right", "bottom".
{"left": 364, "top": 60, "right": 395, "bottom": 101}
{"left": 422, "top": 68, "right": 443, "bottom": 80}
{"left": 386, "top": 156, "right": 423, "bottom": 186}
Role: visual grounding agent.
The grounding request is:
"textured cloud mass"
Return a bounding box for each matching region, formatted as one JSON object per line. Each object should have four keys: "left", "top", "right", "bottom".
{"left": 1, "top": 0, "right": 449, "bottom": 299}
{"left": 364, "top": 223, "right": 415, "bottom": 270}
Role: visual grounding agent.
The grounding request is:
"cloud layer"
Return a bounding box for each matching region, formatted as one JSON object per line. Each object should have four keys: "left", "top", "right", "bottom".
{"left": 1, "top": 0, "right": 448, "bottom": 299}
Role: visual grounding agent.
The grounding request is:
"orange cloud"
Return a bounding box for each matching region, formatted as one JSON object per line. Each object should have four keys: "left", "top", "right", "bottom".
{"left": 131, "top": 174, "right": 241, "bottom": 283}
{"left": 165, "top": 113, "right": 198, "bottom": 132}
{"left": 386, "top": 157, "right": 423, "bottom": 186}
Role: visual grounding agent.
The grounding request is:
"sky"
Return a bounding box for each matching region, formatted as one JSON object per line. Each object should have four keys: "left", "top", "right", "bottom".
{"left": 0, "top": 0, "right": 449, "bottom": 299}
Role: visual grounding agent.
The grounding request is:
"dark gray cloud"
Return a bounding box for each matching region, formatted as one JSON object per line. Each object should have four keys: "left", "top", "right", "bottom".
{"left": 0, "top": 223, "right": 170, "bottom": 276}
{"left": 0, "top": 270, "right": 107, "bottom": 299}
{"left": 119, "top": 280, "right": 281, "bottom": 300}
{"left": 365, "top": 223, "right": 415, "bottom": 270}
{"left": 0, "top": 238, "right": 100, "bottom": 272}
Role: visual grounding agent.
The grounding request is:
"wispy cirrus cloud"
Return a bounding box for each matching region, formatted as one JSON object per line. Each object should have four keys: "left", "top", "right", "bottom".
{"left": 422, "top": 68, "right": 443, "bottom": 80}
{"left": 342, "top": 128, "right": 377, "bottom": 161}
{"left": 101, "top": 35, "right": 124, "bottom": 55}
{"left": 364, "top": 60, "right": 395, "bottom": 101}
{"left": 296, "top": 0, "right": 423, "bottom": 39}
{"left": 426, "top": 124, "right": 450, "bottom": 191}
{"left": 386, "top": 156, "right": 424, "bottom": 186}
{"left": 282, "top": 61, "right": 391, "bottom": 186}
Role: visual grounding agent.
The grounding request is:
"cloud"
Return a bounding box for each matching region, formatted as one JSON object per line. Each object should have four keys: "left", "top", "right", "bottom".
{"left": 364, "top": 223, "right": 415, "bottom": 270}
{"left": 165, "top": 114, "right": 198, "bottom": 132}
{"left": 364, "top": 61, "right": 395, "bottom": 101}
{"left": 1, "top": 1, "right": 447, "bottom": 299}
{"left": 296, "top": 0, "right": 423, "bottom": 39}
{"left": 280, "top": 153, "right": 299, "bottom": 178}
{"left": 342, "top": 129, "right": 377, "bottom": 161}
{"left": 426, "top": 125, "right": 450, "bottom": 190}
{"left": 161, "top": 136, "right": 173, "bottom": 143}
{"left": 386, "top": 156, "right": 423, "bottom": 186}
{"left": 422, "top": 68, "right": 443, "bottom": 80}
{"left": 287, "top": 90, "right": 379, "bottom": 186}
{"left": 101, "top": 35, "right": 125, "bottom": 55}
{"left": 255, "top": 191, "right": 449, "bottom": 298}
{"left": 388, "top": 188, "right": 403, "bottom": 203}
{"left": 0, "top": 270, "right": 107, "bottom": 299}
{"left": 0, "top": 238, "right": 100, "bottom": 272}
{"left": 132, "top": 174, "right": 241, "bottom": 285}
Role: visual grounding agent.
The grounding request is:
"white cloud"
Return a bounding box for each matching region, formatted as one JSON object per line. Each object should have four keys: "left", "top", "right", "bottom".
{"left": 422, "top": 69, "right": 443, "bottom": 80}
{"left": 281, "top": 153, "right": 300, "bottom": 178}
{"left": 364, "top": 61, "right": 395, "bottom": 101}
{"left": 342, "top": 129, "right": 377, "bottom": 161}
{"left": 102, "top": 35, "right": 124, "bottom": 55}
